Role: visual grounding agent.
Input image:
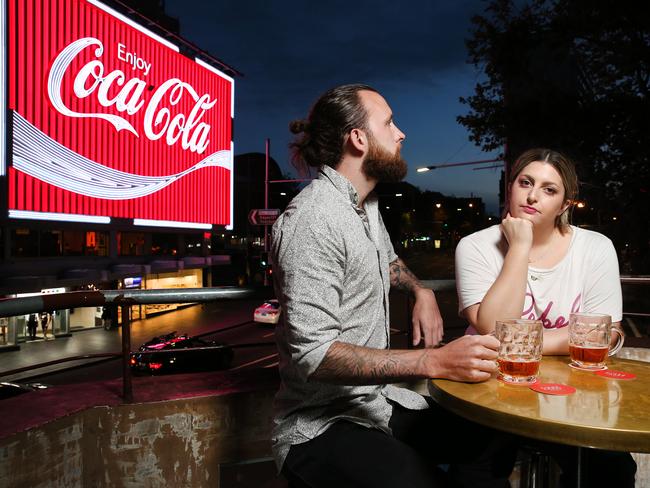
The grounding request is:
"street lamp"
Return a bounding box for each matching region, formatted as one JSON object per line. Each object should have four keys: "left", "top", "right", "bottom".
{"left": 416, "top": 157, "right": 503, "bottom": 172}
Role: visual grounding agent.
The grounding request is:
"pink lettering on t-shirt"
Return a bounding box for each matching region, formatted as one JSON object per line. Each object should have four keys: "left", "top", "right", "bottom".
{"left": 522, "top": 292, "right": 535, "bottom": 315}
{"left": 554, "top": 316, "right": 567, "bottom": 328}
{"left": 571, "top": 294, "right": 582, "bottom": 313}
{"left": 538, "top": 301, "right": 554, "bottom": 328}
{"left": 521, "top": 293, "right": 582, "bottom": 329}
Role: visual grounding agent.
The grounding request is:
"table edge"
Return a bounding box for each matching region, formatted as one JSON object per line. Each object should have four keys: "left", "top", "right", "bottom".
{"left": 428, "top": 378, "right": 650, "bottom": 453}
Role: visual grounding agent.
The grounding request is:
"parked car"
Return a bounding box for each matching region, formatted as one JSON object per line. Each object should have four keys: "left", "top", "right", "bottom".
{"left": 130, "top": 332, "right": 233, "bottom": 375}
{"left": 253, "top": 299, "right": 281, "bottom": 324}
{"left": 0, "top": 382, "right": 48, "bottom": 400}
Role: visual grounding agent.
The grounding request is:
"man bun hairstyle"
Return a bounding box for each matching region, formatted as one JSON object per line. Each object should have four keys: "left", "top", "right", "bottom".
{"left": 289, "top": 119, "right": 309, "bottom": 134}
{"left": 289, "top": 83, "right": 378, "bottom": 173}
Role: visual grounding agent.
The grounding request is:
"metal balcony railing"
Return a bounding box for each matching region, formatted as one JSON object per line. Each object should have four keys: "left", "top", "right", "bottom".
{"left": 0, "top": 287, "right": 254, "bottom": 402}
{"left": 0, "top": 277, "right": 648, "bottom": 402}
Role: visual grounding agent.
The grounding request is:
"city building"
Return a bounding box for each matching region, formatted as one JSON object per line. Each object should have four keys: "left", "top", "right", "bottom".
{"left": 376, "top": 181, "right": 489, "bottom": 252}
{"left": 0, "top": 0, "right": 240, "bottom": 350}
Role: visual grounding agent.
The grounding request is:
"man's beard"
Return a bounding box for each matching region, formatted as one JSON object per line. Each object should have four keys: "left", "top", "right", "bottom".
{"left": 362, "top": 136, "right": 408, "bottom": 183}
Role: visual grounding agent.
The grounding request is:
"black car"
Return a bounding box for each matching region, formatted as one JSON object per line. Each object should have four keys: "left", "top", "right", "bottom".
{"left": 0, "top": 382, "right": 49, "bottom": 400}
{"left": 130, "top": 332, "right": 234, "bottom": 375}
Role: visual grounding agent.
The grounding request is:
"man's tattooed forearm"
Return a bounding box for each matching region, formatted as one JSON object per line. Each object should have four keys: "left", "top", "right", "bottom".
{"left": 389, "top": 258, "right": 423, "bottom": 294}
{"left": 313, "top": 342, "right": 428, "bottom": 384}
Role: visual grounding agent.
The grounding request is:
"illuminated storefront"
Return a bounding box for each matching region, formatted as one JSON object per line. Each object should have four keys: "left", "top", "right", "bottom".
{"left": 144, "top": 269, "right": 203, "bottom": 316}
{"left": 2, "top": 288, "right": 71, "bottom": 347}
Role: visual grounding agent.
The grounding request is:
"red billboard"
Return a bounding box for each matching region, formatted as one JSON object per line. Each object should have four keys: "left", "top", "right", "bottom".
{"left": 3, "top": 0, "right": 234, "bottom": 229}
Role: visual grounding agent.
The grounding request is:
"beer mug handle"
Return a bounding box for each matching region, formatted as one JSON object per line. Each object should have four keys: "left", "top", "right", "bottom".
{"left": 609, "top": 326, "right": 625, "bottom": 356}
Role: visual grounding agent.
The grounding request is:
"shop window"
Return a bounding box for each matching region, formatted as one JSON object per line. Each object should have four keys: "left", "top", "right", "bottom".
{"left": 62, "top": 231, "right": 84, "bottom": 256}
{"left": 144, "top": 269, "right": 202, "bottom": 315}
{"left": 11, "top": 228, "right": 38, "bottom": 257}
{"left": 151, "top": 233, "right": 178, "bottom": 256}
{"left": 118, "top": 232, "right": 145, "bottom": 256}
{"left": 0, "top": 317, "right": 13, "bottom": 348}
{"left": 85, "top": 231, "right": 109, "bottom": 256}
{"left": 40, "top": 230, "right": 63, "bottom": 256}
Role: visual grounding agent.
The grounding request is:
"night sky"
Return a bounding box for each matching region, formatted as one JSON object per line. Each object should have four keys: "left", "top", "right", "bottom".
{"left": 164, "top": 0, "right": 502, "bottom": 213}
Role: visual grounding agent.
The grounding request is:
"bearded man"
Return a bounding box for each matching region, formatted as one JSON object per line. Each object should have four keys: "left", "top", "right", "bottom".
{"left": 270, "top": 84, "right": 515, "bottom": 488}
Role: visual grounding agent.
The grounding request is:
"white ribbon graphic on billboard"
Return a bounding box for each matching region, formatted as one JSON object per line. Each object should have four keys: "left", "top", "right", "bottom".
{"left": 12, "top": 112, "right": 232, "bottom": 200}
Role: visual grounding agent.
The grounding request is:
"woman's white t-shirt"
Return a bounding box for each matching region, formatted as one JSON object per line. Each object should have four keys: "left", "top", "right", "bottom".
{"left": 455, "top": 225, "right": 622, "bottom": 330}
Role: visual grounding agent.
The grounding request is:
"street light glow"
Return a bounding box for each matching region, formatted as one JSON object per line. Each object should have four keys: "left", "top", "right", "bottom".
{"left": 395, "top": 193, "right": 402, "bottom": 197}
{"left": 435, "top": 203, "right": 442, "bottom": 208}
{"left": 416, "top": 157, "right": 504, "bottom": 174}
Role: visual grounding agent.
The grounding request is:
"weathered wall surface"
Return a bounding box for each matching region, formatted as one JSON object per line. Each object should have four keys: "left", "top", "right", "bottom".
{"left": 0, "top": 390, "right": 276, "bottom": 488}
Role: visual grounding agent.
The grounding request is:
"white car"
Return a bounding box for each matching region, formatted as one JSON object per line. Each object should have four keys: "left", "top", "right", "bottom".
{"left": 254, "top": 299, "right": 281, "bottom": 324}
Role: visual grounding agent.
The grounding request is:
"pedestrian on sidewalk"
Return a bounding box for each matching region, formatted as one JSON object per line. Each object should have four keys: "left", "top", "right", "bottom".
{"left": 27, "top": 314, "right": 38, "bottom": 340}
{"left": 102, "top": 306, "right": 112, "bottom": 330}
{"left": 102, "top": 305, "right": 118, "bottom": 330}
{"left": 40, "top": 312, "right": 51, "bottom": 339}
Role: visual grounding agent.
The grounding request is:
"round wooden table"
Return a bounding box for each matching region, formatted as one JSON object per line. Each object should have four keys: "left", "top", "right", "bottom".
{"left": 428, "top": 355, "right": 650, "bottom": 453}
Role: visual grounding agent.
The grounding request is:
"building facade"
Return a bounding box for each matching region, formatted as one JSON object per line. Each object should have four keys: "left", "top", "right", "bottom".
{"left": 0, "top": 0, "right": 239, "bottom": 350}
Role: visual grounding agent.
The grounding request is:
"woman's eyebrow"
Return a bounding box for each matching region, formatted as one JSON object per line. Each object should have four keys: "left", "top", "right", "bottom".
{"left": 520, "top": 173, "right": 560, "bottom": 187}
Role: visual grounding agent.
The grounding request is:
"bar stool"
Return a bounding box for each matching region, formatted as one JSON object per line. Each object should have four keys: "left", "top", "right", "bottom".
{"left": 518, "top": 445, "right": 554, "bottom": 488}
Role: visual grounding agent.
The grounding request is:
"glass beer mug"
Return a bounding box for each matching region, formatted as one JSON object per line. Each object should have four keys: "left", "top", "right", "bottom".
{"left": 568, "top": 313, "right": 624, "bottom": 370}
{"left": 495, "top": 319, "right": 544, "bottom": 385}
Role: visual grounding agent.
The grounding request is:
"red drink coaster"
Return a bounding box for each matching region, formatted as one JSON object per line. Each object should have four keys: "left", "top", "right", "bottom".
{"left": 529, "top": 383, "right": 576, "bottom": 395}
{"left": 595, "top": 370, "right": 636, "bottom": 380}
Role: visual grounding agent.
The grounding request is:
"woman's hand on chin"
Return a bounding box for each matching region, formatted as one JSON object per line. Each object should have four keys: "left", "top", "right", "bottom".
{"left": 501, "top": 212, "right": 534, "bottom": 249}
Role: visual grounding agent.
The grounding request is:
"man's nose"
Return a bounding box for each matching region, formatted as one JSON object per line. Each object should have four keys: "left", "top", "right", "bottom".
{"left": 395, "top": 126, "right": 405, "bottom": 143}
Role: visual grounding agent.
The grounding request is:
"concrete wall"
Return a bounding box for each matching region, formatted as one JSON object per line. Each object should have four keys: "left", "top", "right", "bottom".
{"left": 0, "top": 390, "right": 278, "bottom": 488}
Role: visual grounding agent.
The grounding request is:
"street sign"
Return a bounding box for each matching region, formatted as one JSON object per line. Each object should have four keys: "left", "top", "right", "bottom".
{"left": 248, "top": 209, "right": 281, "bottom": 226}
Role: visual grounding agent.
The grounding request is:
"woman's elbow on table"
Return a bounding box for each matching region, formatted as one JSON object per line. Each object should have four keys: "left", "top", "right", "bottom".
{"left": 462, "top": 304, "right": 495, "bottom": 335}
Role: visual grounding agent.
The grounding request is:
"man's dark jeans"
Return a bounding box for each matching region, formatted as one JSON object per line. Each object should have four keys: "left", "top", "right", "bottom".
{"left": 282, "top": 398, "right": 517, "bottom": 488}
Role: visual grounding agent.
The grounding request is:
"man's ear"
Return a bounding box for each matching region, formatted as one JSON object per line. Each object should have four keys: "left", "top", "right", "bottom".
{"left": 348, "top": 128, "right": 368, "bottom": 154}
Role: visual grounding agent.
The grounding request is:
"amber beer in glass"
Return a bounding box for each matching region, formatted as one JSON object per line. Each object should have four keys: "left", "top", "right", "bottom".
{"left": 495, "top": 319, "right": 543, "bottom": 385}
{"left": 568, "top": 313, "right": 624, "bottom": 370}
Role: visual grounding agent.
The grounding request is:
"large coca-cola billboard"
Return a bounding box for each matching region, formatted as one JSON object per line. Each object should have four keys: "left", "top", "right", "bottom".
{"left": 2, "top": 0, "right": 234, "bottom": 229}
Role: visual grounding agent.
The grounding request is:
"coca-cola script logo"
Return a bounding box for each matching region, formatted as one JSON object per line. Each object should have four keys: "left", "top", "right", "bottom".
{"left": 12, "top": 37, "right": 232, "bottom": 201}
{"left": 48, "top": 37, "right": 216, "bottom": 155}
